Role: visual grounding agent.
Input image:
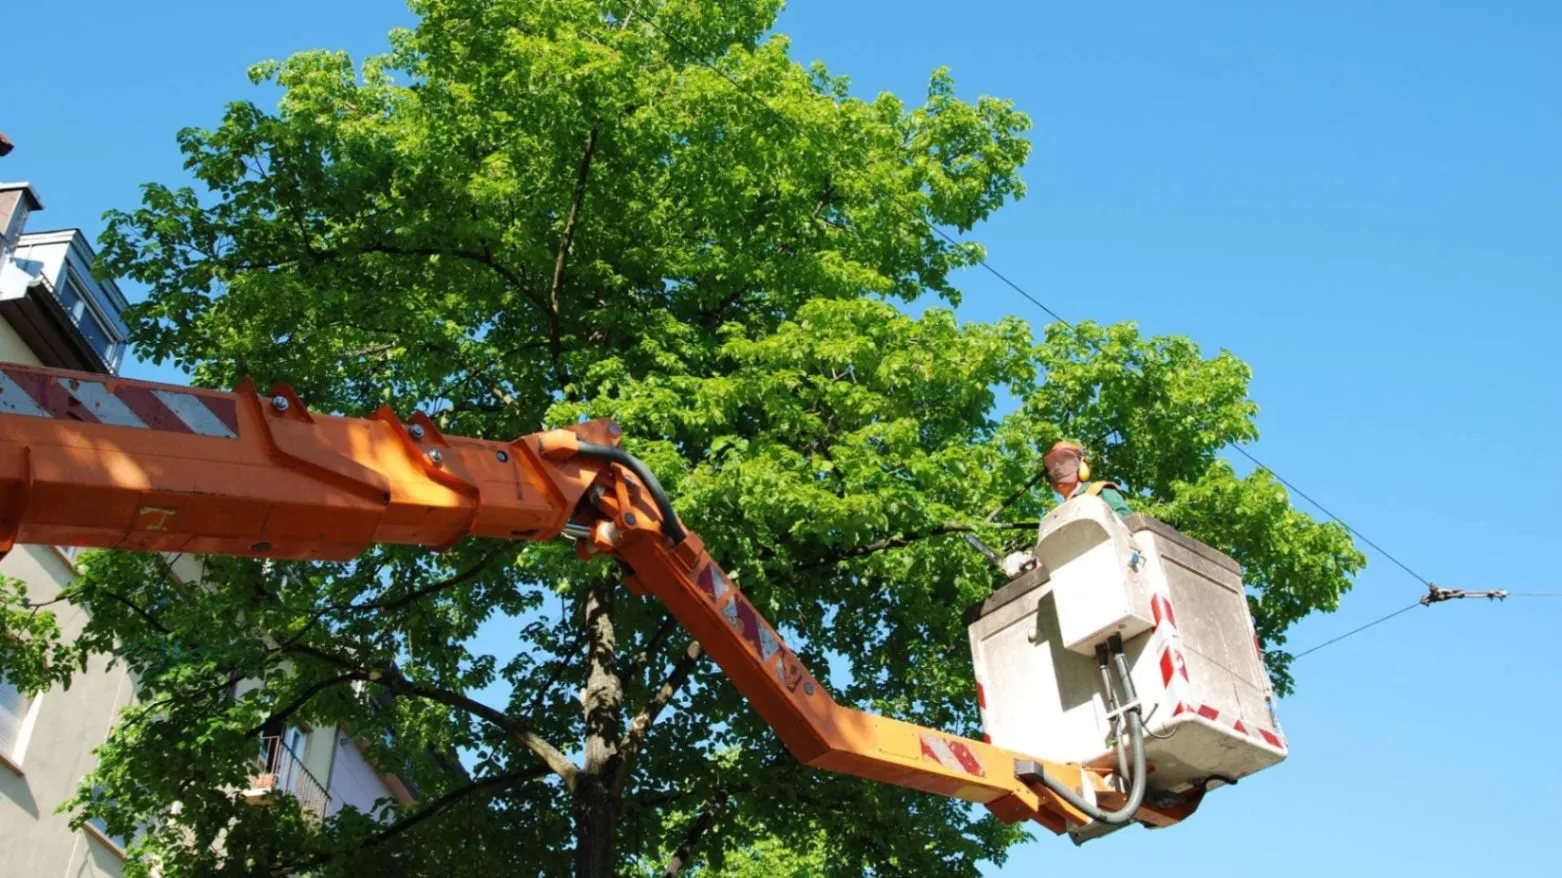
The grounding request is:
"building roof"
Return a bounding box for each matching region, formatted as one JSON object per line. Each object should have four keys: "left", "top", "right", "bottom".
{"left": 0, "top": 182, "right": 43, "bottom": 211}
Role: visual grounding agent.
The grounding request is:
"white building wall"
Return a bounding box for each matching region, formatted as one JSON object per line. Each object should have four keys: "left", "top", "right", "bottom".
{"left": 326, "top": 733, "right": 396, "bottom": 821}
{"left": 0, "top": 220, "right": 132, "bottom": 875}
{"left": 0, "top": 543, "right": 136, "bottom": 876}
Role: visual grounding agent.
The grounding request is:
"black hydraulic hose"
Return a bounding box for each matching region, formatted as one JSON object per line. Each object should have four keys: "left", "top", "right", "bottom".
{"left": 574, "top": 441, "right": 688, "bottom": 544}
{"left": 1024, "top": 643, "right": 1148, "bottom": 826}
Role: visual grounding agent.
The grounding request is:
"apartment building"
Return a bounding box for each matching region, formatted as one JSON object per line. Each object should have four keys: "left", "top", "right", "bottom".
{"left": 0, "top": 182, "right": 405, "bottom": 875}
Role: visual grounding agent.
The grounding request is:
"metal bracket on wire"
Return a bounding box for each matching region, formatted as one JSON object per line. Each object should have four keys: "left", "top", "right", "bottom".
{"left": 1420, "top": 582, "right": 1508, "bottom": 605}
{"left": 1104, "top": 699, "right": 1143, "bottom": 723}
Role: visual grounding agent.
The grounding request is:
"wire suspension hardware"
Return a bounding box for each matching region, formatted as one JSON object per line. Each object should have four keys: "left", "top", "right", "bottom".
{"left": 1294, "top": 582, "right": 1524, "bottom": 660}
{"left": 1420, "top": 582, "right": 1507, "bottom": 605}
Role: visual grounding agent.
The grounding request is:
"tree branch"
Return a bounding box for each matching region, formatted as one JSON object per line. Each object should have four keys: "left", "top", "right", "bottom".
{"left": 335, "top": 545, "right": 508, "bottom": 613}
{"left": 346, "top": 342, "right": 397, "bottom": 359}
{"left": 276, "top": 764, "right": 547, "bottom": 875}
{"left": 543, "top": 121, "right": 602, "bottom": 392}
{"left": 796, "top": 521, "right": 1038, "bottom": 572}
{"left": 612, "top": 640, "right": 703, "bottom": 793}
{"left": 286, "top": 643, "right": 580, "bottom": 788}
{"left": 522, "top": 629, "right": 587, "bottom": 716}
{"left": 617, "top": 614, "right": 679, "bottom": 688}
{"left": 988, "top": 469, "right": 1050, "bottom": 521}
{"left": 281, "top": 240, "right": 540, "bottom": 317}
{"left": 661, "top": 789, "right": 731, "bottom": 877}
{"left": 246, "top": 671, "right": 367, "bottom": 737}
{"left": 396, "top": 681, "right": 578, "bottom": 788}
{"left": 96, "top": 591, "right": 171, "bottom": 634}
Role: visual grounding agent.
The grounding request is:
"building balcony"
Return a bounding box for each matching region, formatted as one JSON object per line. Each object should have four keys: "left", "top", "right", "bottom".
{"left": 245, "top": 735, "right": 332, "bottom": 819}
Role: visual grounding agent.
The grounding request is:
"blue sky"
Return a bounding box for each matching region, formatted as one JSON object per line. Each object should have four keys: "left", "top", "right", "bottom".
{"left": 4, "top": 1, "right": 1559, "bottom": 874}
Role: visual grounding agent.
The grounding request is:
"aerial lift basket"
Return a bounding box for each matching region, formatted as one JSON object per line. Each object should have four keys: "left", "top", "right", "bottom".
{"left": 965, "top": 497, "right": 1287, "bottom": 842}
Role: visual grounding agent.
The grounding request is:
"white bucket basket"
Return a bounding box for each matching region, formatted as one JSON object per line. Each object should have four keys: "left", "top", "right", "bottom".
{"left": 966, "top": 497, "right": 1288, "bottom": 839}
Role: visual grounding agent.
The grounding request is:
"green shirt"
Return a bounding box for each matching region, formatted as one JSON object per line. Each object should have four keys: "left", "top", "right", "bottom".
{"left": 1069, "top": 482, "right": 1132, "bottom": 519}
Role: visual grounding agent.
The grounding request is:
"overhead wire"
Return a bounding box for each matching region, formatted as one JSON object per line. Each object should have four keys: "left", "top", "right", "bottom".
{"left": 618, "top": 4, "right": 1540, "bottom": 658}
{"left": 1291, "top": 591, "right": 1562, "bottom": 659}
{"left": 1290, "top": 602, "right": 1421, "bottom": 660}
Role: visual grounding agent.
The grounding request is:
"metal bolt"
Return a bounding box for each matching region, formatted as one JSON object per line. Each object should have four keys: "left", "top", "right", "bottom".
{"left": 804, "top": 682, "right": 815, "bottom": 695}
{"left": 271, "top": 395, "right": 289, "bottom": 413}
{"left": 428, "top": 449, "right": 444, "bottom": 466}
{"left": 408, "top": 424, "right": 426, "bottom": 441}
{"left": 496, "top": 450, "right": 509, "bottom": 463}
{"left": 624, "top": 512, "right": 638, "bottom": 527}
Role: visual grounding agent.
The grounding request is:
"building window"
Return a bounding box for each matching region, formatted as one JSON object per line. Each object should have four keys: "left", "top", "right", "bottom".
{"left": 284, "top": 725, "right": 307, "bottom": 761}
{"left": 84, "top": 784, "right": 151, "bottom": 858}
{"left": 56, "top": 269, "right": 124, "bottom": 371}
{"left": 0, "top": 674, "right": 40, "bottom": 769}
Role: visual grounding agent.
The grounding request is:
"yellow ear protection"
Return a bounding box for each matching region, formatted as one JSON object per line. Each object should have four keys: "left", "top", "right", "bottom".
{"left": 1044, "top": 440, "right": 1090, "bottom": 485}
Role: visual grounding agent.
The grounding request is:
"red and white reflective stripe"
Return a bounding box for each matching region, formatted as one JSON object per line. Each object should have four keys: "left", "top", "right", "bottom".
{"left": 1150, "top": 593, "right": 1177, "bottom": 628}
{"left": 1172, "top": 702, "right": 1287, "bottom": 752}
{"left": 973, "top": 678, "right": 993, "bottom": 743}
{"left": 696, "top": 562, "right": 804, "bottom": 690}
{"left": 1145, "top": 582, "right": 1193, "bottom": 701}
{"left": 0, "top": 369, "right": 239, "bottom": 438}
{"left": 919, "top": 732, "right": 986, "bottom": 777}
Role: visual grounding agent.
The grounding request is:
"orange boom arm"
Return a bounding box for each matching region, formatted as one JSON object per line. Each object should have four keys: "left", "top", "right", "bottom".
{"left": 0, "top": 362, "right": 1170, "bottom": 834}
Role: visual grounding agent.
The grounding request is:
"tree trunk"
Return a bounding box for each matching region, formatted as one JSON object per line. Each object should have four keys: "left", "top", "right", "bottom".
{"left": 574, "top": 576, "right": 624, "bottom": 877}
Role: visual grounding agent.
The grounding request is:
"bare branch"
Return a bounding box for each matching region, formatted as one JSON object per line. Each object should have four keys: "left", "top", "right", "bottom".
{"left": 287, "top": 643, "right": 580, "bottom": 788}
{"left": 796, "top": 521, "right": 1038, "bottom": 572}
{"left": 613, "top": 640, "right": 703, "bottom": 793}
{"left": 346, "top": 342, "right": 397, "bottom": 359}
{"left": 662, "top": 789, "right": 731, "bottom": 877}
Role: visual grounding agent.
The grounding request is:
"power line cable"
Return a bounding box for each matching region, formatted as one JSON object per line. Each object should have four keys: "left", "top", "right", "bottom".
{"left": 1291, "top": 602, "right": 1421, "bottom": 660}
{"left": 1293, "top": 590, "right": 1562, "bottom": 659}
{"left": 1229, "top": 446, "right": 1431, "bottom": 586}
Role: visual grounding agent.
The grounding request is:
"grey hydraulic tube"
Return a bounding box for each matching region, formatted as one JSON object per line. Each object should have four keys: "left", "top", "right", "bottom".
{"left": 1018, "top": 637, "right": 1148, "bottom": 826}
{"left": 1096, "top": 643, "right": 1132, "bottom": 785}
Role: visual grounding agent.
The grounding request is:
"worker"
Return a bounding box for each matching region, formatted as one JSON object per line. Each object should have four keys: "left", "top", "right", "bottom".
{"left": 1043, "top": 440, "right": 1131, "bottom": 519}
{"left": 999, "top": 440, "right": 1132, "bottom": 576}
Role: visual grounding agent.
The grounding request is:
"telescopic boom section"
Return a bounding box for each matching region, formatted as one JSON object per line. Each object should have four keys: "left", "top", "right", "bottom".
{"left": 0, "top": 362, "right": 1117, "bottom": 834}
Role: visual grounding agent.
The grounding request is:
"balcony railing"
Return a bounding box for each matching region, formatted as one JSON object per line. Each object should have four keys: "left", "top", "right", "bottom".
{"left": 246, "top": 736, "right": 331, "bottom": 819}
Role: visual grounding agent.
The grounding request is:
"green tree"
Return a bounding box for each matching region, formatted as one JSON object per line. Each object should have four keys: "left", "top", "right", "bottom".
{"left": 0, "top": 1, "right": 1361, "bottom": 875}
